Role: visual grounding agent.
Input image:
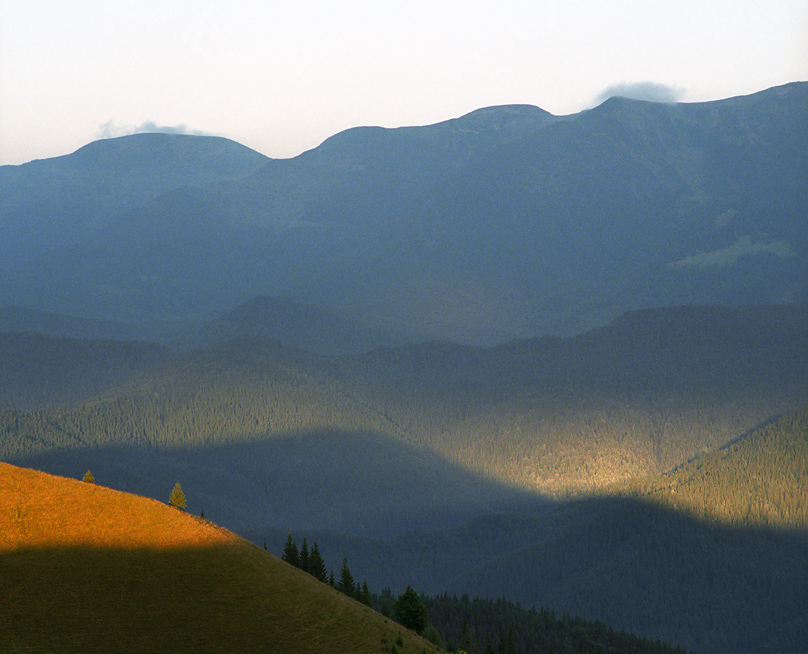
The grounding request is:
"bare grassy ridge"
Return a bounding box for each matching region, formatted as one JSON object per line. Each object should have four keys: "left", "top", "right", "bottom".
{"left": 0, "top": 463, "right": 436, "bottom": 654}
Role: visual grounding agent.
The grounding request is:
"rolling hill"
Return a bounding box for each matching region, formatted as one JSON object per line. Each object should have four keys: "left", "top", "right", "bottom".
{"left": 2, "top": 78, "right": 806, "bottom": 654}
{"left": 0, "top": 462, "right": 437, "bottom": 654}
{"left": 1, "top": 83, "right": 805, "bottom": 345}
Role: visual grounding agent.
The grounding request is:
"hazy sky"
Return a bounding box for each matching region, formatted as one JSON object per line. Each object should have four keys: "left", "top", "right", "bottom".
{"left": 1, "top": 0, "right": 806, "bottom": 165}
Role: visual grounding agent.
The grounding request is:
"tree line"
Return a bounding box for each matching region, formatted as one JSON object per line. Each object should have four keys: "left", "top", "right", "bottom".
{"left": 278, "top": 534, "right": 693, "bottom": 654}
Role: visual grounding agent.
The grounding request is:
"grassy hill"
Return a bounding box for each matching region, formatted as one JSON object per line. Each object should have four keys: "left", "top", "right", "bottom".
{"left": 0, "top": 463, "right": 437, "bottom": 654}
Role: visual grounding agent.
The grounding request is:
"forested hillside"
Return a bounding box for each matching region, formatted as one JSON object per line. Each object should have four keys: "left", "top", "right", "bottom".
{"left": 416, "top": 593, "right": 694, "bottom": 654}
{"left": 0, "top": 331, "right": 170, "bottom": 409}
{"left": 618, "top": 402, "right": 808, "bottom": 528}
{"left": 337, "top": 305, "right": 808, "bottom": 493}
{"left": 3, "top": 306, "right": 805, "bottom": 500}
{"left": 271, "top": 407, "right": 808, "bottom": 654}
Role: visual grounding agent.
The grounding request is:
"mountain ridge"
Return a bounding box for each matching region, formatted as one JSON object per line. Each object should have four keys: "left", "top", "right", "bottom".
{"left": 1, "top": 82, "right": 804, "bottom": 344}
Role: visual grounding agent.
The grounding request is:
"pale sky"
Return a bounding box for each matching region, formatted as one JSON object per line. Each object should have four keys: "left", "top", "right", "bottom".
{"left": 1, "top": 0, "right": 806, "bottom": 165}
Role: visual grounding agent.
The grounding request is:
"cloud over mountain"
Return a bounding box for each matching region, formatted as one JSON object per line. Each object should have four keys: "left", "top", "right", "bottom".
{"left": 98, "top": 119, "right": 215, "bottom": 139}
{"left": 594, "top": 81, "right": 685, "bottom": 105}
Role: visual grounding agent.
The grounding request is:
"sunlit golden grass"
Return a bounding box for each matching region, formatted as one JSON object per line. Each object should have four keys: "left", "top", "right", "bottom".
{"left": 0, "top": 463, "right": 438, "bottom": 653}
{"left": 0, "top": 463, "right": 231, "bottom": 550}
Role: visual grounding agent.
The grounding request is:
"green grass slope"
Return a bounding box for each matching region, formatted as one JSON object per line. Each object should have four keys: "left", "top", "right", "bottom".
{"left": 0, "top": 463, "right": 437, "bottom": 654}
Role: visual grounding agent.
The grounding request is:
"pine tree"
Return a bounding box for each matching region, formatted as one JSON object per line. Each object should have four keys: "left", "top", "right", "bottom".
{"left": 299, "top": 537, "right": 310, "bottom": 573}
{"left": 309, "top": 542, "right": 328, "bottom": 583}
{"left": 337, "top": 557, "right": 355, "bottom": 597}
{"left": 394, "top": 585, "right": 428, "bottom": 634}
{"left": 282, "top": 533, "right": 300, "bottom": 568}
{"left": 505, "top": 626, "right": 516, "bottom": 654}
{"left": 461, "top": 618, "right": 477, "bottom": 654}
{"left": 82, "top": 470, "right": 95, "bottom": 484}
{"left": 168, "top": 482, "right": 186, "bottom": 510}
{"left": 360, "top": 580, "right": 372, "bottom": 606}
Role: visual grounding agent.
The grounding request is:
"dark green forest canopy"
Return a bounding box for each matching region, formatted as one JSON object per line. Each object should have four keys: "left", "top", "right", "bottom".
{"left": 2, "top": 305, "right": 805, "bottom": 496}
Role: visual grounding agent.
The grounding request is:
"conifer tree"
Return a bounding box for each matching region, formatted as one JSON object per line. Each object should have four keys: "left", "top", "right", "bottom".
{"left": 461, "top": 618, "right": 475, "bottom": 654}
{"left": 394, "top": 585, "right": 428, "bottom": 634}
{"left": 282, "top": 533, "right": 300, "bottom": 568}
{"left": 337, "top": 557, "right": 355, "bottom": 597}
{"left": 168, "top": 482, "right": 186, "bottom": 510}
{"left": 299, "top": 537, "right": 310, "bottom": 573}
{"left": 309, "top": 542, "right": 328, "bottom": 583}
{"left": 82, "top": 470, "right": 95, "bottom": 483}
{"left": 360, "top": 580, "right": 372, "bottom": 606}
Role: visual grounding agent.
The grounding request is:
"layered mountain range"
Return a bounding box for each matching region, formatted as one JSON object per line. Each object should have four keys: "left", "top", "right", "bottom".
{"left": 1, "top": 82, "right": 805, "bottom": 346}
{"left": 2, "top": 82, "right": 807, "bottom": 654}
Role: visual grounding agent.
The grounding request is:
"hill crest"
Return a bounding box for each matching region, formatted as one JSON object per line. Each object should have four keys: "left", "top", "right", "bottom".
{"left": 0, "top": 462, "right": 438, "bottom": 654}
{"left": 0, "top": 462, "right": 234, "bottom": 550}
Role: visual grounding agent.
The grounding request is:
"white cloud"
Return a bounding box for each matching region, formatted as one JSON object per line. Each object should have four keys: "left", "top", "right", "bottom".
{"left": 97, "top": 120, "right": 214, "bottom": 140}
{"left": 593, "top": 82, "right": 686, "bottom": 106}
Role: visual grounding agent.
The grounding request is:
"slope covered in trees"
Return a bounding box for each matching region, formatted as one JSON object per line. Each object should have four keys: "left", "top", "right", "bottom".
{"left": 3, "top": 305, "right": 805, "bottom": 498}
{"left": 417, "top": 593, "right": 694, "bottom": 654}
{"left": 336, "top": 304, "right": 808, "bottom": 493}
{"left": 255, "top": 407, "right": 808, "bottom": 654}
{"left": 1, "top": 305, "right": 806, "bottom": 653}
{"left": 617, "top": 402, "right": 808, "bottom": 528}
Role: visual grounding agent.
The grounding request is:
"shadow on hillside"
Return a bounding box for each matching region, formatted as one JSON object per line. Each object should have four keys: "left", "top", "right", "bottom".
{"left": 11, "top": 428, "right": 554, "bottom": 538}
{"left": 0, "top": 542, "right": 420, "bottom": 654}
{"left": 8, "top": 440, "right": 808, "bottom": 654}
{"left": 259, "top": 494, "right": 808, "bottom": 654}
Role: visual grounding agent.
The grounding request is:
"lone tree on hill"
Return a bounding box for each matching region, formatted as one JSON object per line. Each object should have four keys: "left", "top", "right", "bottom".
{"left": 82, "top": 470, "right": 95, "bottom": 484}
{"left": 169, "top": 482, "right": 186, "bottom": 510}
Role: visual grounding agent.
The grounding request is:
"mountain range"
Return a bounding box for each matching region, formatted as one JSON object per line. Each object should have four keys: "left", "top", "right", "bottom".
{"left": 1, "top": 82, "right": 807, "bottom": 654}
{"left": 1, "top": 82, "right": 806, "bottom": 347}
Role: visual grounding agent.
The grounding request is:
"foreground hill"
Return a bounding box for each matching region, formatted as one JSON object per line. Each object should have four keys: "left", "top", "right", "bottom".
{"left": 0, "top": 463, "right": 436, "bottom": 654}
{"left": 1, "top": 83, "right": 805, "bottom": 345}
